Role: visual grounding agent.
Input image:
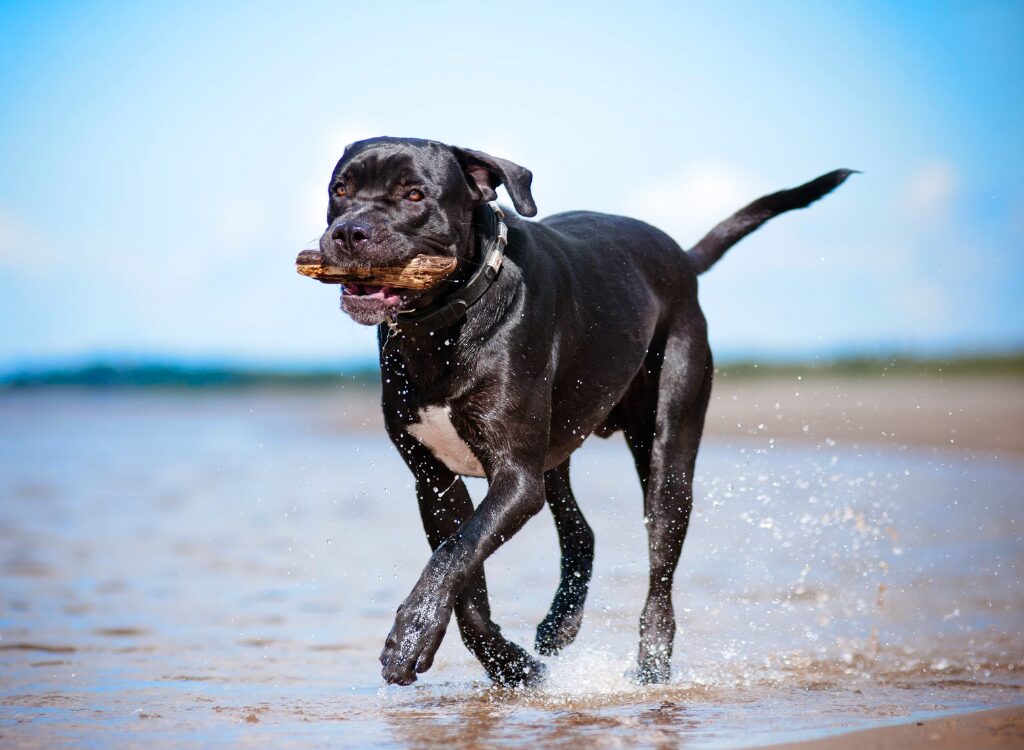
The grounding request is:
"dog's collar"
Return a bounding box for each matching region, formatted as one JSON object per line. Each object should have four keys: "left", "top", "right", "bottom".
{"left": 385, "top": 202, "right": 508, "bottom": 337}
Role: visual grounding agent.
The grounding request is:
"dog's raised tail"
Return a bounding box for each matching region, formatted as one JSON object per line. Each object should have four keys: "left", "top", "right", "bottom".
{"left": 687, "top": 169, "right": 857, "bottom": 275}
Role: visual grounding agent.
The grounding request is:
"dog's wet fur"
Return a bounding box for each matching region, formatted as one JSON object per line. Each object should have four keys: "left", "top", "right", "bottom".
{"left": 318, "top": 136, "right": 853, "bottom": 686}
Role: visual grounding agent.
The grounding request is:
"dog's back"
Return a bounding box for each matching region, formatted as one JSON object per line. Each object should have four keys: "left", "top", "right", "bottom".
{"left": 539, "top": 210, "right": 697, "bottom": 288}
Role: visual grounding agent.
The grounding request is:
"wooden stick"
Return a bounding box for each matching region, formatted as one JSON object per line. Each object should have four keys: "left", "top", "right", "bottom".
{"left": 295, "top": 249, "right": 457, "bottom": 290}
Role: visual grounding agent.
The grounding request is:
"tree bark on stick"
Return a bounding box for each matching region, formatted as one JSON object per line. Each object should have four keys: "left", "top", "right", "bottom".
{"left": 295, "top": 250, "right": 457, "bottom": 290}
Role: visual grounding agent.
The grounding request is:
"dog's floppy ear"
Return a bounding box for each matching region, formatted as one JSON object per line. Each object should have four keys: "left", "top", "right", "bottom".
{"left": 451, "top": 146, "right": 537, "bottom": 217}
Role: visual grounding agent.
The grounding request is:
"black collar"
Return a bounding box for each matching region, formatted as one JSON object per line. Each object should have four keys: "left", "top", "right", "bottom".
{"left": 385, "top": 202, "right": 508, "bottom": 337}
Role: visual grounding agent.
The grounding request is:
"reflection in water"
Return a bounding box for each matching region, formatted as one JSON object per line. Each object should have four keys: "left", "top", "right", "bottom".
{"left": 0, "top": 390, "right": 1021, "bottom": 748}
{"left": 380, "top": 688, "right": 700, "bottom": 750}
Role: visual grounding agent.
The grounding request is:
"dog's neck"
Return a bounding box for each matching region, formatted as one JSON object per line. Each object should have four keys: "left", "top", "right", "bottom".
{"left": 385, "top": 203, "right": 507, "bottom": 338}
{"left": 378, "top": 208, "right": 520, "bottom": 399}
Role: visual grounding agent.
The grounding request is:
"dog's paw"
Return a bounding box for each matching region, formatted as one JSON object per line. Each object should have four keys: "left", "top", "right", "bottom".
{"left": 634, "top": 655, "right": 672, "bottom": 685}
{"left": 379, "top": 591, "right": 455, "bottom": 686}
{"left": 534, "top": 606, "right": 584, "bottom": 656}
{"left": 481, "top": 642, "right": 548, "bottom": 687}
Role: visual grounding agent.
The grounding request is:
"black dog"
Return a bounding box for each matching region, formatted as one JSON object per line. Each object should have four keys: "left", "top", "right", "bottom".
{"left": 317, "top": 137, "right": 852, "bottom": 686}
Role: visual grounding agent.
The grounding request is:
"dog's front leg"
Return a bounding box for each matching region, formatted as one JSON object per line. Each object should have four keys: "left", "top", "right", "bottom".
{"left": 380, "top": 464, "right": 547, "bottom": 686}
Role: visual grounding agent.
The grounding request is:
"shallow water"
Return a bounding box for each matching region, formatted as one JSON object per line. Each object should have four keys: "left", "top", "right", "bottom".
{"left": 1, "top": 390, "right": 1021, "bottom": 748}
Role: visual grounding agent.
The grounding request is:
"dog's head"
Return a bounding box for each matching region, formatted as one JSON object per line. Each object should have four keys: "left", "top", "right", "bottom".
{"left": 319, "top": 137, "right": 536, "bottom": 325}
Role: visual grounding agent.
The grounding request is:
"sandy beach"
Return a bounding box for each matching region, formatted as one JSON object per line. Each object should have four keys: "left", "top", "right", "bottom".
{"left": 1, "top": 374, "right": 1021, "bottom": 748}
{"left": 320, "top": 372, "right": 1024, "bottom": 457}
{"left": 705, "top": 374, "right": 1024, "bottom": 458}
{"left": 766, "top": 704, "right": 1024, "bottom": 749}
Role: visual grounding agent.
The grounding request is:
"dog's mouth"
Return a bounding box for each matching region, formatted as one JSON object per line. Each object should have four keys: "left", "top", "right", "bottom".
{"left": 332, "top": 242, "right": 458, "bottom": 325}
{"left": 339, "top": 283, "right": 431, "bottom": 326}
{"left": 342, "top": 283, "right": 403, "bottom": 303}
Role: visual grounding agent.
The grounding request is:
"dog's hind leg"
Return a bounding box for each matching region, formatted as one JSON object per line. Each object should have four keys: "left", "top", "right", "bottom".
{"left": 633, "top": 331, "right": 713, "bottom": 684}
{"left": 535, "top": 459, "right": 595, "bottom": 655}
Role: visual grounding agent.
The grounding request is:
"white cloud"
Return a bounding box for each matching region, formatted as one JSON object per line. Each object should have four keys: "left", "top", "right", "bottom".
{"left": 901, "top": 161, "right": 958, "bottom": 225}
{"left": 0, "top": 209, "right": 47, "bottom": 270}
{"left": 621, "top": 162, "right": 765, "bottom": 247}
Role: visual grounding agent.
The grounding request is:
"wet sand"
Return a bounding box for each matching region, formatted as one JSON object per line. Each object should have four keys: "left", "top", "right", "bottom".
{"left": 1, "top": 376, "right": 1022, "bottom": 748}
{"left": 765, "top": 704, "right": 1024, "bottom": 749}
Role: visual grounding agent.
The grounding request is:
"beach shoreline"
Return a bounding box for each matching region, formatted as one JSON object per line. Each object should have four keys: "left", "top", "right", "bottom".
{"left": 305, "top": 372, "right": 1024, "bottom": 458}
{"left": 760, "top": 703, "right": 1024, "bottom": 749}
{"left": 705, "top": 373, "right": 1024, "bottom": 458}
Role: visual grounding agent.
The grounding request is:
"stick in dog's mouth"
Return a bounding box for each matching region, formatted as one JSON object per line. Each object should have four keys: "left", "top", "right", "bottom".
{"left": 295, "top": 249, "right": 457, "bottom": 291}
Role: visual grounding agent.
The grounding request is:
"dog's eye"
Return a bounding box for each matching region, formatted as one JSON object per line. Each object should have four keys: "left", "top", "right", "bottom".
{"left": 334, "top": 184, "right": 347, "bottom": 198}
{"left": 406, "top": 189, "right": 425, "bottom": 202}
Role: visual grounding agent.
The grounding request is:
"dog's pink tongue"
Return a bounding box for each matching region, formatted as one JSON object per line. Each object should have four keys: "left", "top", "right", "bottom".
{"left": 343, "top": 283, "right": 400, "bottom": 301}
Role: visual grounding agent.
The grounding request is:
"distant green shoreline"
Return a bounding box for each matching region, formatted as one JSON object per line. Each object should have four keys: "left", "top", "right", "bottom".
{"left": 0, "top": 363, "right": 380, "bottom": 390}
{"left": 715, "top": 352, "right": 1024, "bottom": 379}
{"left": 2, "top": 353, "right": 1022, "bottom": 390}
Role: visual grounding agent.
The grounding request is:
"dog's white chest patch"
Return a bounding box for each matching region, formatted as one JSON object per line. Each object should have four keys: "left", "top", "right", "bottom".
{"left": 406, "top": 405, "right": 485, "bottom": 477}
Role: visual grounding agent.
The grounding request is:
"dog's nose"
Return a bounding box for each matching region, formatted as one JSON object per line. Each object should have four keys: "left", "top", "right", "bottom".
{"left": 331, "top": 220, "right": 373, "bottom": 252}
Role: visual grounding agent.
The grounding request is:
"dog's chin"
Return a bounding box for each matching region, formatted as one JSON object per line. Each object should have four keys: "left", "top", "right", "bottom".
{"left": 340, "top": 285, "right": 409, "bottom": 326}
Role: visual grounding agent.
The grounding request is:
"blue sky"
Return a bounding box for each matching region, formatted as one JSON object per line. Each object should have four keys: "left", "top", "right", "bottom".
{"left": 1, "top": 1, "right": 1021, "bottom": 368}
